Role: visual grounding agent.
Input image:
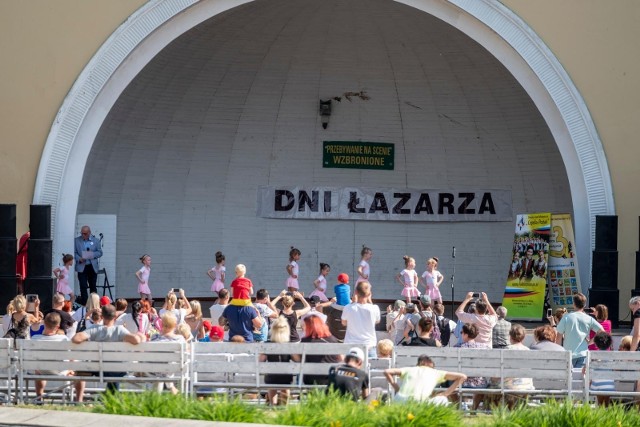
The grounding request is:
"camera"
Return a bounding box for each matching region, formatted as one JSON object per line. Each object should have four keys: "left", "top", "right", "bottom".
{"left": 172, "top": 288, "right": 181, "bottom": 293}
{"left": 26, "top": 294, "right": 37, "bottom": 312}
{"left": 546, "top": 308, "right": 553, "bottom": 318}
{"left": 472, "top": 292, "right": 480, "bottom": 299}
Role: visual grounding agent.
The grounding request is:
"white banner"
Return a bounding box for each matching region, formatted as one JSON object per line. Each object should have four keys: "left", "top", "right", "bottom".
{"left": 257, "top": 186, "right": 512, "bottom": 222}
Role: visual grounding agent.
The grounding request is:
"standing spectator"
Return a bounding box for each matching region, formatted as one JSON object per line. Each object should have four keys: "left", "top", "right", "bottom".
{"left": 530, "top": 325, "right": 565, "bottom": 351}
{"left": 492, "top": 306, "right": 511, "bottom": 349}
{"left": 555, "top": 293, "right": 603, "bottom": 367}
{"left": 271, "top": 290, "right": 310, "bottom": 343}
{"left": 386, "top": 300, "right": 406, "bottom": 345}
{"left": 184, "top": 300, "right": 205, "bottom": 341}
{"left": 326, "top": 347, "right": 369, "bottom": 401}
{"left": 384, "top": 355, "right": 466, "bottom": 404}
{"left": 209, "top": 289, "right": 230, "bottom": 334}
{"left": 253, "top": 289, "right": 278, "bottom": 342}
{"left": 71, "top": 305, "right": 145, "bottom": 401}
{"left": 588, "top": 304, "right": 611, "bottom": 351}
{"left": 402, "top": 317, "right": 441, "bottom": 347}
{"left": 433, "top": 302, "right": 454, "bottom": 347}
{"left": 159, "top": 289, "right": 192, "bottom": 327}
{"left": 455, "top": 292, "right": 497, "bottom": 348}
{"left": 342, "top": 281, "right": 381, "bottom": 357}
{"left": 74, "top": 226, "right": 103, "bottom": 305}
{"left": 219, "top": 302, "right": 263, "bottom": 343}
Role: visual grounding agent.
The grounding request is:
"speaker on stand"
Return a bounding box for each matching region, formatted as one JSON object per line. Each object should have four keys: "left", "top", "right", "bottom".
{"left": 0, "top": 204, "right": 17, "bottom": 315}
{"left": 589, "top": 215, "right": 619, "bottom": 329}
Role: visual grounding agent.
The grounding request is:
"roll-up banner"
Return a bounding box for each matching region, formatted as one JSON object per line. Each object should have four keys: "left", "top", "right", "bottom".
{"left": 502, "top": 213, "right": 551, "bottom": 320}
{"left": 547, "top": 213, "right": 582, "bottom": 311}
{"left": 257, "top": 186, "right": 512, "bottom": 222}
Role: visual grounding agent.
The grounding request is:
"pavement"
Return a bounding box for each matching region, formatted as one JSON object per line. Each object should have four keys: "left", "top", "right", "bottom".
{"left": 0, "top": 407, "right": 286, "bottom": 427}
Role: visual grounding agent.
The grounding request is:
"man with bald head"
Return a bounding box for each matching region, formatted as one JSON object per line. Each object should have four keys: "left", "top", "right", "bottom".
{"left": 74, "top": 225, "right": 103, "bottom": 305}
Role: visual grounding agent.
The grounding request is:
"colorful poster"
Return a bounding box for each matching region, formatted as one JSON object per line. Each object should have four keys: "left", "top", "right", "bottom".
{"left": 502, "top": 213, "right": 551, "bottom": 320}
{"left": 548, "top": 213, "right": 581, "bottom": 311}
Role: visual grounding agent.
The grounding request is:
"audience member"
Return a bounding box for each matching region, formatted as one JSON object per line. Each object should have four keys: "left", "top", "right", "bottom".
{"left": 300, "top": 314, "right": 343, "bottom": 385}
{"left": 342, "top": 282, "right": 381, "bottom": 357}
{"left": 555, "top": 293, "right": 603, "bottom": 368}
{"left": 454, "top": 323, "right": 488, "bottom": 409}
{"left": 44, "top": 293, "right": 75, "bottom": 336}
{"left": 71, "top": 293, "right": 101, "bottom": 332}
{"left": 209, "top": 325, "right": 225, "bottom": 342}
{"left": 150, "top": 311, "right": 185, "bottom": 394}
{"left": 114, "top": 298, "right": 127, "bottom": 319}
{"left": 116, "top": 300, "right": 150, "bottom": 336}
{"left": 6, "top": 294, "right": 43, "bottom": 340}
{"left": 184, "top": 300, "right": 205, "bottom": 340}
{"left": 260, "top": 317, "right": 300, "bottom": 405}
{"left": 253, "top": 289, "right": 278, "bottom": 342}
{"left": 384, "top": 355, "right": 466, "bottom": 404}
{"left": 628, "top": 296, "right": 640, "bottom": 351}
{"left": 455, "top": 292, "right": 497, "bottom": 348}
{"left": 588, "top": 331, "right": 615, "bottom": 406}
{"left": 588, "top": 304, "right": 611, "bottom": 351}
{"left": 376, "top": 339, "right": 394, "bottom": 359}
{"left": 530, "top": 325, "right": 565, "bottom": 351}
{"left": 492, "top": 306, "right": 511, "bottom": 349}
{"left": 271, "top": 290, "right": 310, "bottom": 343}
{"left": 547, "top": 307, "right": 567, "bottom": 328}
{"left": 32, "top": 312, "right": 70, "bottom": 400}
{"left": 326, "top": 347, "right": 369, "bottom": 401}
{"left": 402, "top": 317, "right": 441, "bottom": 347}
{"left": 219, "top": 302, "right": 263, "bottom": 343}
{"left": 433, "top": 302, "right": 454, "bottom": 347}
{"left": 619, "top": 335, "right": 632, "bottom": 351}
{"left": 159, "top": 289, "right": 192, "bottom": 327}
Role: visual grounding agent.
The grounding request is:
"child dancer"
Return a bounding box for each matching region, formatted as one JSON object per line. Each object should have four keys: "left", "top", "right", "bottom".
{"left": 286, "top": 247, "right": 301, "bottom": 292}
{"left": 135, "top": 254, "right": 153, "bottom": 302}
{"left": 309, "top": 263, "right": 330, "bottom": 301}
{"left": 230, "top": 264, "right": 253, "bottom": 306}
{"left": 420, "top": 257, "right": 444, "bottom": 304}
{"left": 356, "top": 246, "right": 372, "bottom": 285}
{"left": 397, "top": 255, "right": 420, "bottom": 303}
{"left": 207, "top": 251, "right": 226, "bottom": 294}
{"left": 53, "top": 254, "right": 75, "bottom": 305}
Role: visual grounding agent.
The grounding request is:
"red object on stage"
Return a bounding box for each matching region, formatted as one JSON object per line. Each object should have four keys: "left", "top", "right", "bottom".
{"left": 16, "top": 231, "right": 29, "bottom": 280}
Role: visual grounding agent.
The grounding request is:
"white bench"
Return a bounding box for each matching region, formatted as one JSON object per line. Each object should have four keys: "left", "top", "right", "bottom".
{"left": 585, "top": 350, "right": 640, "bottom": 403}
{"left": 17, "top": 340, "right": 187, "bottom": 403}
{"left": 0, "top": 339, "right": 16, "bottom": 403}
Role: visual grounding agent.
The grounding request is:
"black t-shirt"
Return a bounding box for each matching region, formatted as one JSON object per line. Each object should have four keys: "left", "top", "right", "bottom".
{"left": 327, "top": 364, "right": 369, "bottom": 401}
{"left": 403, "top": 336, "right": 439, "bottom": 347}
{"left": 634, "top": 309, "right": 640, "bottom": 321}
{"left": 44, "top": 308, "right": 74, "bottom": 333}
{"left": 301, "top": 335, "right": 342, "bottom": 385}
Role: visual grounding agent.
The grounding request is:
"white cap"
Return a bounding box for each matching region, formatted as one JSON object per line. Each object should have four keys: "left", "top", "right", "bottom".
{"left": 346, "top": 347, "right": 365, "bottom": 362}
{"left": 300, "top": 309, "right": 327, "bottom": 323}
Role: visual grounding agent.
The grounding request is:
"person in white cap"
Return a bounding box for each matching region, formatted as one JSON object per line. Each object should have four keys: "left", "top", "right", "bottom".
{"left": 326, "top": 347, "right": 369, "bottom": 401}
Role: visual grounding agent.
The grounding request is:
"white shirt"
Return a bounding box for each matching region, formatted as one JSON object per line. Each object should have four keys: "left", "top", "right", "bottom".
{"left": 117, "top": 313, "right": 150, "bottom": 335}
{"left": 342, "top": 302, "right": 381, "bottom": 348}
{"left": 359, "top": 260, "right": 370, "bottom": 277}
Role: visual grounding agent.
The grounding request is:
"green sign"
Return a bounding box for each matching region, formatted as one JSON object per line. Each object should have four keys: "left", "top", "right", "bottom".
{"left": 323, "top": 141, "right": 394, "bottom": 170}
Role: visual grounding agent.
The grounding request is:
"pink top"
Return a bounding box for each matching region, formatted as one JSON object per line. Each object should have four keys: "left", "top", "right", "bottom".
{"left": 588, "top": 319, "right": 612, "bottom": 350}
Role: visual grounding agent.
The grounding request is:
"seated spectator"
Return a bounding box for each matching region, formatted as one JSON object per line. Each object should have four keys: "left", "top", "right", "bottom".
{"left": 117, "top": 301, "right": 150, "bottom": 337}
{"left": 259, "top": 317, "right": 300, "bottom": 405}
{"left": 230, "top": 335, "right": 246, "bottom": 343}
{"left": 2, "top": 299, "right": 15, "bottom": 336}
{"left": 151, "top": 311, "right": 186, "bottom": 394}
{"left": 588, "top": 331, "right": 614, "bottom": 407}
{"left": 454, "top": 323, "right": 488, "bottom": 409}
{"left": 300, "top": 314, "right": 343, "bottom": 385}
{"left": 530, "top": 325, "right": 565, "bottom": 351}
{"left": 503, "top": 324, "right": 534, "bottom": 402}
{"left": 6, "top": 294, "right": 43, "bottom": 340}
{"left": 402, "top": 317, "right": 441, "bottom": 347}
{"left": 72, "top": 293, "right": 101, "bottom": 332}
{"left": 384, "top": 355, "right": 466, "bottom": 405}
{"left": 44, "top": 293, "right": 75, "bottom": 336}
{"left": 177, "top": 323, "right": 193, "bottom": 343}
{"left": 32, "top": 312, "right": 70, "bottom": 401}
{"left": 159, "top": 289, "right": 192, "bottom": 327}
{"left": 184, "top": 300, "right": 205, "bottom": 340}
{"left": 619, "top": 335, "right": 633, "bottom": 351}
{"left": 492, "top": 306, "right": 511, "bottom": 349}
{"left": 326, "top": 347, "right": 369, "bottom": 402}
{"left": 376, "top": 339, "right": 394, "bottom": 359}
{"left": 199, "top": 320, "right": 212, "bottom": 342}
{"left": 455, "top": 292, "right": 497, "bottom": 348}
{"left": 209, "top": 325, "right": 225, "bottom": 342}
{"left": 114, "top": 298, "right": 128, "bottom": 319}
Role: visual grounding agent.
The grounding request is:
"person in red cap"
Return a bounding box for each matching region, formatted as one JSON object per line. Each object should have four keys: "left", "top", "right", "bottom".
{"left": 334, "top": 273, "right": 351, "bottom": 306}
{"left": 209, "top": 325, "right": 225, "bottom": 342}
{"left": 99, "top": 296, "right": 111, "bottom": 307}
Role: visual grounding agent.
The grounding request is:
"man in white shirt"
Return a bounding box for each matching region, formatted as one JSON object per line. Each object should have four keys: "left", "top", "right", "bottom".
{"left": 210, "top": 289, "right": 230, "bottom": 341}
{"left": 32, "top": 312, "right": 70, "bottom": 401}
{"left": 341, "top": 281, "right": 380, "bottom": 357}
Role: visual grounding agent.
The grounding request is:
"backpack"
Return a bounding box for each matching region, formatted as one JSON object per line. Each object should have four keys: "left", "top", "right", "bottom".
{"left": 437, "top": 315, "right": 452, "bottom": 347}
{"left": 76, "top": 308, "right": 87, "bottom": 333}
{"left": 4, "top": 313, "right": 31, "bottom": 344}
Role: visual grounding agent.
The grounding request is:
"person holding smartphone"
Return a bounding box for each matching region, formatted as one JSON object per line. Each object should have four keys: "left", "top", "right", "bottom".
{"left": 455, "top": 292, "right": 498, "bottom": 348}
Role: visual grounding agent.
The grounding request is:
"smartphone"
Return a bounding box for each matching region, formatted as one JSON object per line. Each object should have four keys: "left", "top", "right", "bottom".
{"left": 26, "top": 294, "right": 37, "bottom": 312}
{"left": 546, "top": 308, "right": 552, "bottom": 318}
{"left": 472, "top": 292, "right": 480, "bottom": 299}
{"left": 172, "top": 288, "right": 181, "bottom": 293}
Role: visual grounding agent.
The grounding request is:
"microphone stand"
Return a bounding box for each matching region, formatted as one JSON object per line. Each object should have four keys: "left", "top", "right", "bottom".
{"left": 450, "top": 246, "right": 456, "bottom": 319}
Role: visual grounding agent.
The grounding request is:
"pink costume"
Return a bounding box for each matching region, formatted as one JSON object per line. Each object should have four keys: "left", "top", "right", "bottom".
{"left": 137, "top": 265, "right": 151, "bottom": 294}
{"left": 400, "top": 269, "right": 420, "bottom": 298}
{"left": 56, "top": 265, "right": 73, "bottom": 295}
{"left": 356, "top": 260, "right": 370, "bottom": 285}
{"left": 286, "top": 260, "right": 299, "bottom": 289}
{"left": 422, "top": 269, "right": 443, "bottom": 302}
{"left": 308, "top": 275, "right": 329, "bottom": 301}
{"left": 210, "top": 265, "right": 226, "bottom": 293}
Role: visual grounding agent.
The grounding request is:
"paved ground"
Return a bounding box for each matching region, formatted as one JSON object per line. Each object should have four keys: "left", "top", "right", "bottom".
{"left": 0, "top": 407, "right": 287, "bottom": 427}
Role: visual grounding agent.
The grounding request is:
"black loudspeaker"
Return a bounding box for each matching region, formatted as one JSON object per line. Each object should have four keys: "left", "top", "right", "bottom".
{"left": 0, "top": 238, "right": 16, "bottom": 276}
{"left": 595, "top": 215, "right": 618, "bottom": 251}
{"left": 24, "top": 277, "right": 55, "bottom": 312}
{"left": 0, "top": 204, "right": 16, "bottom": 238}
{"left": 0, "top": 276, "right": 17, "bottom": 315}
{"left": 591, "top": 251, "right": 618, "bottom": 289}
{"left": 30, "top": 205, "right": 51, "bottom": 239}
{"left": 589, "top": 288, "right": 620, "bottom": 329}
{"left": 27, "top": 239, "right": 52, "bottom": 277}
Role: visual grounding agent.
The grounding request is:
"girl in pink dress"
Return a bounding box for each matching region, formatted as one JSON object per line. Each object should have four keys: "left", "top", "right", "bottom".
{"left": 420, "top": 257, "right": 444, "bottom": 304}
{"left": 53, "top": 254, "right": 75, "bottom": 305}
{"left": 207, "top": 251, "right": 226, "bottom": 294}
{"left": 396, "top": 255, "right": 420, "bottom": 303}
{"left": 356, "top": 246, "right": 373, "bottom": 286}
{"left": 309, "top": 263, "right": 330, "bottom": 301}
{"left": 135, "top": 254, "right": 152, "bottom": 301}
{"left": 286, "top": 247, "right": 301, "bottom": 292}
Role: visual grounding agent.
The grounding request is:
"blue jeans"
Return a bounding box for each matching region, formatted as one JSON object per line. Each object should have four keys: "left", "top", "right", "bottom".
{"left": 572, "top": 356, "right": 586, "bottom": 369}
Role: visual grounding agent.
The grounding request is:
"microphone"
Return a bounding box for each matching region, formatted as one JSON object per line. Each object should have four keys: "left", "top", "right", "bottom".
{"left": 452, "top": 246, "right": 456, "bottom": 259}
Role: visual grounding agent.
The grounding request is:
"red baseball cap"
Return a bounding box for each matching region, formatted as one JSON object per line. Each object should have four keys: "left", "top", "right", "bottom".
{"left": 202, "top": 320, "right": 212, "bottom": 332}
{"left": 209, "top": 325, "right": 225, "bottom": 340}
{"left": 99, "top": 296, "right": 111, "bottom": 306}
{"left": 337, "top": 273, "right": 349, "bottom": 284}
